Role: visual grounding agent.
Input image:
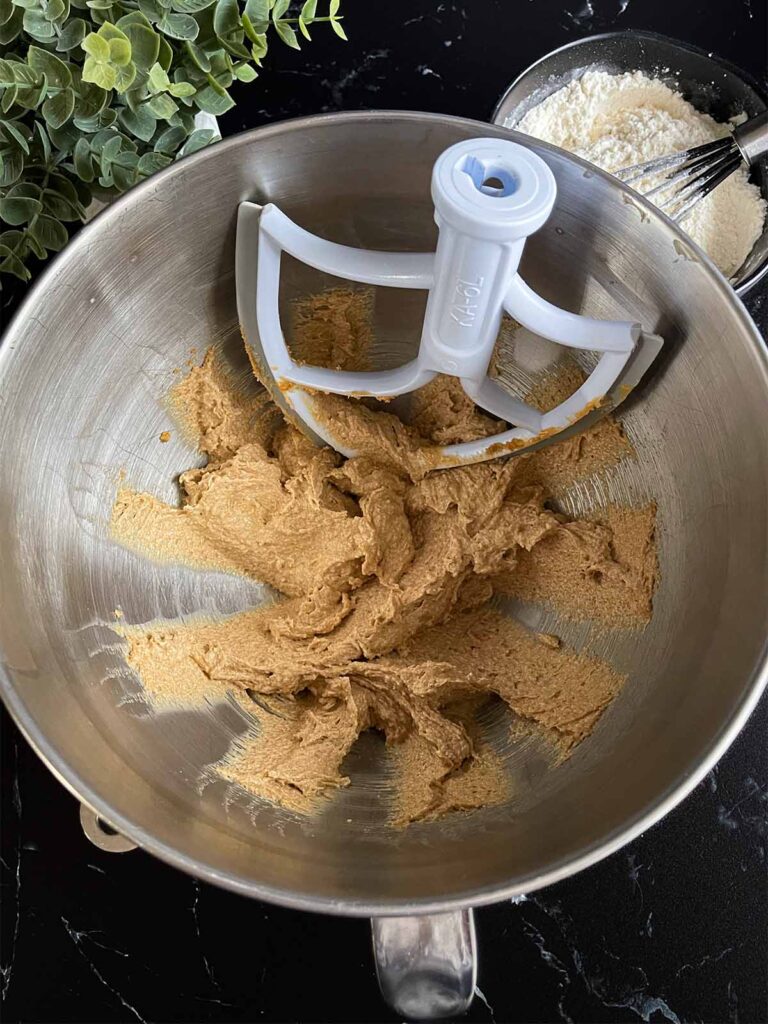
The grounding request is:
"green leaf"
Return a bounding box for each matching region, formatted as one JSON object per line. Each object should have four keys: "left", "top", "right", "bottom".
{"left": 168, "top": 80, "right": 195, "bottom": 96}
{"left": 0, "top": 229, "right": 25, "bottom": 249}
{"left": 42, "top": 186, "right": 81, "bottom": 218}
{"left": 152, "top": 123, "right": 184, "bottom": 151}
{"left": 82, "top": 54, "right": 116, "bottom": 89}
{"left": 177, "top": 125, "right": 213, "bottom": 156}
{"left": 34, "top": 120, "right": 52, "bottom": 162}
{"left": 147, "top": 60, "right": 170, "bottom": 91}
{"left": 0, "top": 147, "right": 23, "bottom": 185}
{"left": 116, "top": 9, "right": 152, "bottom": 27}
{"left": 157, "top": 35, "right": 173, "bottom": 69}
{"left": 232, "top": 60, "right": 256, "bottom": 81}
{"left": 56, "top": 15, "right": 86, "bottom": 47}
{"left": 72, "top": 88, "right": 108, "bottom": 134}
{"left": 49, "top": 172, "right": 81, "bottom": 202}
{"left": 124, "top": 83, "right": 148, "bottom": 109}
{"left": 250, "top": 35, "right": 267, "bottom": 61}
{"left": 111, "top": 160, "right": 137, "bottom": 189}
{"left": 137, "top": 149, "right": 171, "bottom": 174}
{"left": 193, "top": 82, "right": 234, "bottom": 114}
{"left": 113, "top": 60, "right": 136, "bottom": 91}
{"left": 12, "top": 0, "right": 39, "bottom": 10}
{"left": 137, "top": 0, "right": 162, "bottom": 20}
{"left": 0, "top": 0, "right": 14, "bottom": 26}
{"left": 23, "top": 8, "right": 57, "bottom": 38}
{"left": 118, "top": 104, "right": 156, "bottom": 139}
{"left": 41, "top": 87, "right": 75, "bottom": 127}
{"left": 30, "top": 213, "right": 69, "bottom": 250}
{"left": 271, "top": 0, "right": 288, "bottom": 19}
{"left": 81, "top": 29, "right": 110, "bottom": 58}
{"left": 112, "top": 148, "right": 139, "bottom": 167}
{"left": 9, "top": 60, "right": 40, "bottom": 86}
{"left": 0, "top": 4, "right": 23, "bottom": 43}
{"left": 170, "top": 108, "right": 195, "bottom": 132}
{"left": 220, "top": 34, "right": 250, "bottom": 58}
{"left": 1, "top": 85, "right": 19, "bottom": 113}
{"left": 48, "top": 0, "right": 69, "bottom": 19}
{"left": 0, "top": 244, "right": 31, "bottom": 281}
{"left": 24, "top": 231, "right": 47, "bottom": 259}
{"left": 47, "top": 119, "right": 80, "bottom": 152}
{"left": 0, "top": 195, "right": 42, "bottom": 224}
{"left": 207, "top": 48, "right": 230, "bottom": 75}
{"left": 329, "top": 0, "right": 339, "bottom": 14}
{"left": 95, "top": 20, "right": 123, "bottom": 37}
{"left": 15, "top": 76, "right": 48, "bottom": 111}
{"left": 5, "top": 183, "right": 43, "bottom": 200}
{"left": 156, "top": 10, "right": 197, "bottom": 38}
{"left": 1, "top": 119, "right": 30, "bottom": 153}
{"left": 73, "top": 135, "right": 94, "bottom": 179}
{"left": 122, "top": 23, "right": 159, "bottom": 68}
{"left": 274, "top": 19, "right": 298, "bottom": 48}
{"left": 73, "top": 104, "right": 115, "bottom": 130}
{"left": 89, "top": 126, "right": 115, "bottom": 151}
{"left": 44, "top": 0, "right": 66, "bottom": 21}
{"left": 27, "top": 45, "right": 73, "bottom": 89}
{"left": 74, "top": 78, "right": 108, "bottom": 117}
{"left": 184, "top": 39, "right": 210, "bottom": 70}
{"left": 298, "top": 0, "right": 315, "bottom": 38}
{"left": 146, "top": 91, "right": 177, "bottom": 118}
{"left": 240, "top": 11, "right": 259, "bottom": 43}
{"left": 203, "top": 69, "right": 227, "bottom": 95}
{"left": 212, "top": 0, "right": 238, "bottom": 35}
{"left": 242, "top": 0, "right": 267, "bottom": 29}
{"left": 171, "top": 0, "right": 214, "bottom": 11}
{"left": 329, "top": 16, "right": 345, "bottom": 39}
{"left": 99, "top": 132, "right": 122, "bottom": 162}
{"left": 107, "top": 36, "right": 131, "bottom": 64}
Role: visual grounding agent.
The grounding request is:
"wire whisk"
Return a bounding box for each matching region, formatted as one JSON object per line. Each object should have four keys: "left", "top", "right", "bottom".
{"left": 615, "top": 110, "right": 768, "bottom": 223}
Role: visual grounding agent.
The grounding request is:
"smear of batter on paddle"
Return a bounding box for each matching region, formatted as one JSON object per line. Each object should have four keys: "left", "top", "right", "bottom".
{"left": 112, "top": 288, "right": 657, "bottom": 826}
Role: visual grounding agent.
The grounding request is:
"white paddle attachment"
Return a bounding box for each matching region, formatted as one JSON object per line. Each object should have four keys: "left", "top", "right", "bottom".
{"left": 237, "top": 138, "right": 662, "bottom": 465}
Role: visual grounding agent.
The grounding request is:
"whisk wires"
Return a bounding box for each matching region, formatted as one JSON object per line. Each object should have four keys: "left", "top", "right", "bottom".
{"left": 614, "top": 136, "right": 742, "bottom": 222}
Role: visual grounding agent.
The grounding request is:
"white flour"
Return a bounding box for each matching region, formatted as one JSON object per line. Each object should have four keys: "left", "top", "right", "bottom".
{"left": 516, "top": 70, "right": 766, "bottom": 280}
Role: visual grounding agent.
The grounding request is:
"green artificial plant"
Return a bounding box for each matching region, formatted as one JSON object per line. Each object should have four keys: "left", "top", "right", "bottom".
{"left": 0, "top": 0, "right": 345, "bottom": 283}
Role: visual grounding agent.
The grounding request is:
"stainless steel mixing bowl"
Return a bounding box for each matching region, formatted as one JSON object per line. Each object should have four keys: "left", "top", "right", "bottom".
{"left": 1, "top": 112, "right": 767, "bottom": 1018}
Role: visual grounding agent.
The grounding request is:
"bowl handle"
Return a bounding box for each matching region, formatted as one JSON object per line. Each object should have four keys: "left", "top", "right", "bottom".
{"left": 371, "top": 909, "right": 477, "bottom": 1019}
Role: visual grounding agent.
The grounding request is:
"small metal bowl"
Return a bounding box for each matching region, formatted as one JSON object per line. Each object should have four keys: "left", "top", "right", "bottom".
{"left": 492, "top": 31, "right": 768, "bottom": 297}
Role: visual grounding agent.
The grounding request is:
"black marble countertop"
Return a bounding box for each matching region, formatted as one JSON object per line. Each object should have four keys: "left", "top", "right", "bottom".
{"left": 2, "top": 1, "right": 767, "bottom": 1021}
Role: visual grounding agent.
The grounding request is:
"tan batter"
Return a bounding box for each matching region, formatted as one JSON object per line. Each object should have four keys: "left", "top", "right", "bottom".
{"left": 112, "top": 290, "right": 656, "bottom": 825}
